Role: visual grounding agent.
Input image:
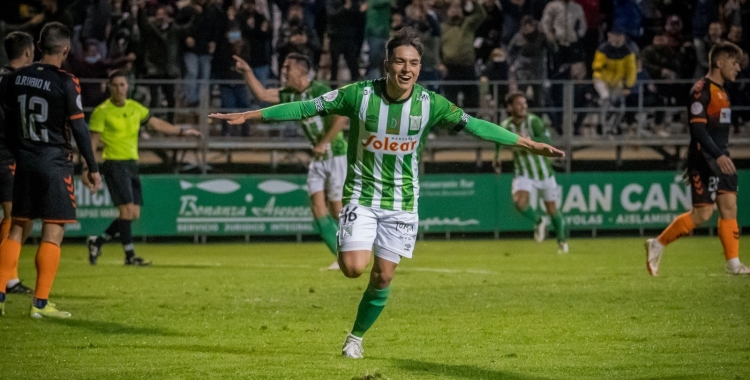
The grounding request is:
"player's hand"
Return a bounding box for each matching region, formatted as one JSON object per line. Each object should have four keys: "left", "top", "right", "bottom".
{"left": 529, "top": 142, "right": 565, "bottom": 158}
{"left": 183, "top": 128, "right": 203, "bottom": 138}
{"left": 312, "top": 143, "right": 327, "bottom": 157}
{"left": 209, "top": 112, "right": 248, "bottom": 125}
{"left": 717, "top": 155, "right": 736, "bottom": 175}
{"left": 185, "top": 36, "right": 196, "bottom": 48}
{"left": 86, "top": 172, "right": 102, "bottom": 194}
{"left": 233, "top": 55, "right": 251, "bottom": 72}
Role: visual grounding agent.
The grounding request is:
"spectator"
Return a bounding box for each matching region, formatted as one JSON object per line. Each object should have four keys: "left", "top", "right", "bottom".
{"left": 81, "top": 0, "right": 111, "bottom": 57}
{"left": 540, "top": 0, "right": 587, "bottom": 70}
{"left": 691, "top": 0, "right": 720, "bottom": 42}
{"left": 479, "top": 47, "right": 509, "bottom": 122}
{"left": 406, "top": 2, "right": 443, "bottom": 91}
{"left": 239, "top": 0, "right": 273, "bottom": 99}
{"left": 137, "top": 2, "right": 192, "bottom": 123}
{"left": 641, "top": 33, "right": 680, "bottom": 126}
{"left": 625, "top": 57, "right": 665, "bottom": 134}
{"left": 177, "top": 0, "right": 221, "bottom": 107}
{"left": 69, "top": 40, "right": 136, "bottom": 109}
{"left": 727, "top": 24, "right": 744, "bottom": 47}
{"left": 276, "top": 4, "right": 321, "bottom": 68}
{"left": 363, "top": 0, "right": 395, "bottom": 79}
{"left": 576, "top": 0, "right": 601, "bottom": 62}
{"left": 213, "top": 6, "right": 253, "bottom": 136}
{"left": 695, "top": 22, "right": 724, "bottom": 77}
{"left": 640, "top": 0, "right": 666, "bottom": 49}
{"left": 441, "top": 0, "right": 486, "bottom": 109}
{"left": 725, "top": 52, "right": 750, "bottom": 130}
{"left": 592, "top": 28, "right": 637, "bottom": 135}
{"left": 549, "top": 60, "right": 597, "bottom": 135}
{"left": 507, "top": 15, "right": 548, "bottom": 107}
{"left": 499, "top": 0, "right": 535, "bottom": 45}
{"left": 474, "top": 0, "right": 503, "bottom": 65}
{"left": 327, "top": 0, "right": 366, "bottom": 83}
{"left": 612, "top": 0, "right": 643, "bottom": 44}
{"left": 29, "top": 0, "right": 75, "bottom": 60}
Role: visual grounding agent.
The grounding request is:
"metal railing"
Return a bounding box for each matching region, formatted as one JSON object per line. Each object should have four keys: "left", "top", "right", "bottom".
{"left": 78, "top": 77, "right": 750, "bottom": 173}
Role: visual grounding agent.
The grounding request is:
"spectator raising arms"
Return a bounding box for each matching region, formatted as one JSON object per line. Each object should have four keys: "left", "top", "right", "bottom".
{"left": 441, "top": 0, "right": 487, "bottom": 109}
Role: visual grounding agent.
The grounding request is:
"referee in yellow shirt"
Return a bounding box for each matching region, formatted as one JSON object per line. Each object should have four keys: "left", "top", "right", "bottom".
{"left": 86, "top": 71, "right": 201, "bottom": 266}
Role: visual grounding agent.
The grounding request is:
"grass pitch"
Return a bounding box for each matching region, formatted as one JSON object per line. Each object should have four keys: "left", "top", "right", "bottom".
{"left": 1, "top": 237, "right": 749, "bottom": 379}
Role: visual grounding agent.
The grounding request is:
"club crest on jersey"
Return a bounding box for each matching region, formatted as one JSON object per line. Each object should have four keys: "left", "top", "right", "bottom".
{"left": 409, "top": 115, "right": 422, "bottom": 131}
{"left": 362, "top": 134, "right": 419, "bottom": 154}
{"left": 322, "top": 90, "right": 338, "bottom": 102}
{"left": 386, "top": 117, "right": 400, "bottom": 133}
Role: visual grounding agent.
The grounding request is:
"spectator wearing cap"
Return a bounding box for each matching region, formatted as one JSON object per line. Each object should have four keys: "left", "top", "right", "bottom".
{"left": 540, "top": 0, "right": 586, "bottom": 71}
{"left": 591, "top": 28, "right": 637, "bottom": 135}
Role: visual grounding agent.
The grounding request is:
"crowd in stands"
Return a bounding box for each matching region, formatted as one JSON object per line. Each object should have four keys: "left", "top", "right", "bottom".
{"left": 1, "top": 0, "right": 749, "bottom": 137}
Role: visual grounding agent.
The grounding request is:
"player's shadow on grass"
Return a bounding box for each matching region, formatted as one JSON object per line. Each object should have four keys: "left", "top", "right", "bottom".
{"left": 46, "top": 318, "right": 181, "bottom": 336}
{"left": 122, "top": 343, "right": 253, "bottom": 355}
{"left": 148, "top": 265, "right": 220, "bottom": 269}
{"left": 392, "top": 359, "right": 552, "bottom": 380}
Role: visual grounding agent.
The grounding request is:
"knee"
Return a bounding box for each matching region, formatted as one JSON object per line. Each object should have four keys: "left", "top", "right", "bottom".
{"left": 514, "top": 200, "right": 529, "bottom": 212}
{"left": 340, "top": 265, "right": 365, "bottom": 279}
{"left": 369, "top": 271, "right": 392, "bottom": 289}
{"left": 691, "top": 207, "right": 713, "bottom": 225}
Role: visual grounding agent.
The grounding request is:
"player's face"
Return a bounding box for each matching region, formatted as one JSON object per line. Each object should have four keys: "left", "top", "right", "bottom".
{"left": 281, "top": 59, "right": 306, "bottom": 89}
{"left": 386, "top": 45, "right": 421, "bottom": 92}
{"left": 109, "top": 77, "right": 129, "bottom": 102}
{"left": 510, "top": 96, "right": 528, "bottom": 118}
{"left": 719, "top": 56, "right": 741, "bottom": 82}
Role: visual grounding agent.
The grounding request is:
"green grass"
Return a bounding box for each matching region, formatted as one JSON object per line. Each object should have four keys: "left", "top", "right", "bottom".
{"left": 1, "top": 237, "right": 749, "bottom": 379}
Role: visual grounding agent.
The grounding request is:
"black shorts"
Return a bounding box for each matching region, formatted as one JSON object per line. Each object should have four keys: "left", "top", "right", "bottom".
{"left": 102, "top": 160, "right": 142, "bottom": 207}
{"left": 688, "top": 159, "right": 738, "bottom": 206}
{"left": 13, "top": 163, "right": 77, "bottom": 223}
{"left": 0, "top": 158, "right": 14, "bottom": 204}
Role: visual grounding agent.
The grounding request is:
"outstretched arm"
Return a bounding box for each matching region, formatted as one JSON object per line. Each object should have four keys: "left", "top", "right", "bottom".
{"left": 234, "top": 55, "right": 280, "bottom": 104}
{"left": 210, "top": 98, "right": 320, "bottom": 124}
{"left": 463, "top": 117, "right": 564, "bottom": 158}
{"left": 148, "top": 116, "right": 203, "bottom": 137}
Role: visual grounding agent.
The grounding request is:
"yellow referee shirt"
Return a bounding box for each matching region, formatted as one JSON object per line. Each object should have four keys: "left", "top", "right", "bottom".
{"left": 89, "top": 99, "right": 150, "bottom": 160}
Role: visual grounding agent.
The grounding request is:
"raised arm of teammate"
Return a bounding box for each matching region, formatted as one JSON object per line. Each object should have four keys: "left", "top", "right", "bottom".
{"left": 234, "top": 55, "right": 281, "bottom": 104}
{"left": 312, "top": 115, "right": 349, "bottom": 157}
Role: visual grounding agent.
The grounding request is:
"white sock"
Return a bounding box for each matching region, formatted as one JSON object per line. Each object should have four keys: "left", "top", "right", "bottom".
{"left": 727, "top": 258, "right": 741, "bottom": 268}
{"left": 7, "top": 279, "right": 20, "bottom": 287}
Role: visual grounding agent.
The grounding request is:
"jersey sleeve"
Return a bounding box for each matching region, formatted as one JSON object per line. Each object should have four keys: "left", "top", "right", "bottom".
{"left": 431, "top": 93, "right": 519, "bottom": 146}
{"left": 134, "top": 101, "right": 151, "bottom": 126}
{"left": 261, "top": 83, "right": 358, "bottom": 122}
{"left": 530, "top": 116, "right": 551, "bottom": 144}
{"left": 64, "top": 74, "right": 84, "bottom": 121}
{"left": 88, "top": 105, "right": 105, "bottom": 133}
{"left": 688, "top": 82, "right": 724, "bottom": 159}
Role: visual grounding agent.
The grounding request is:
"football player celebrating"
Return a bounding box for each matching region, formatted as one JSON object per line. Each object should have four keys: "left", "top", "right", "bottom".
{"left": 211, "top": 27, "right": 564, "bottom": 358}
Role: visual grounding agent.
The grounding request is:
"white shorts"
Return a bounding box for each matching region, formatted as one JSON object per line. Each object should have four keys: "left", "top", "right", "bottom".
{"left": 307, "top": 155, "right": 347, "bottom": 201}
{"left": 512, "top": 175, "right": 560, "bottom": 203}
{"left": 337, "top": 204, "right": 419, "bottom": 264}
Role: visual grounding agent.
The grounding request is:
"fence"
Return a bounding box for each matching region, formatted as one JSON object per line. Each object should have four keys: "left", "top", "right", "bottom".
{"left": 78, "top": 78, "right": 750, "bottom": 174}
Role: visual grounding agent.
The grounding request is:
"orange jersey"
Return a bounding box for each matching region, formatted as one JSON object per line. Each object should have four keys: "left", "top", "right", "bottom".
{"left": 687, "top": 77, "right": 731, "bottom": 161}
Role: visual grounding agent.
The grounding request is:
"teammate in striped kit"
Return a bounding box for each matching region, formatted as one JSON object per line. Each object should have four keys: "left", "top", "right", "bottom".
{"left": 495, "top": 92, "right": 568, "bottom": 253}
{"left": 210, "top": 28, "right": 564, "bottom": 358}
{"left": 234, "top": 53, "right": 348, "bottom": 270}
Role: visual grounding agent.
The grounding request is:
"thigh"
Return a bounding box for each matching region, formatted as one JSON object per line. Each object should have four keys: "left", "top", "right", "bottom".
{"left": 374, "top": 210, "right": 419, "bottom": 259}
{"left": 324, "top": 155, "right": 346, "bottom": 202}
{"left": 539, "top": 176, "right": 560, "bottom": 203}
{"left": 688, "top": 167, "right": 718, "bottom": 207}
{"left": 512, "top": 176, "right": 535, "bottom": 196}
{"left": 307, "top": 160, "right": 326, "bottom": 196}
{"left": 0, "top": 159, "right": 14, "bottom": 204}
{"left": 103, "top": 161, "right": 136, "bottom": 207}
{"left": 338, "top": 204, "right": 378, "bottom": 252}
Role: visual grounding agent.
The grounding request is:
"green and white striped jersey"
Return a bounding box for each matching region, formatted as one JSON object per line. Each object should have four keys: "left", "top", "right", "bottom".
{"left": 278, "top": 80, "right": 347, "bottom": 159}
{"left": 497, "top": 114, "right": 555, "bottom": 180}
{"left": 311, "top": 79, "right": 469, "bottom": 212}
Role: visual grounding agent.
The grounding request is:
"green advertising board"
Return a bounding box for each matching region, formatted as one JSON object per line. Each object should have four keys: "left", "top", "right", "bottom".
{"left": 22, "top": 170, "right": 749, "bottom": 237}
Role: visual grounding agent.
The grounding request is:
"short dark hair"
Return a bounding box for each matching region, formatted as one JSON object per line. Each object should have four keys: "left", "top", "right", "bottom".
{"left": 4, "top": 31, "right": 34, "bottom": 61}
{"left": 386, "top": 27, "right": 423, "bottom": 61}
{"left": 108, "top": 70, "right": 128, "bottom": 83}
{"left": 709, "top": 41, "right": 743, "bottom": 68}
{"left": 38, "top": 22, "right": 71, "bottom": 55}
{"left": 285, "top": 53, "right": 312, "bottom": 73}
{"left": 504, "top": 91, "right": 526, "bottom": 107}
